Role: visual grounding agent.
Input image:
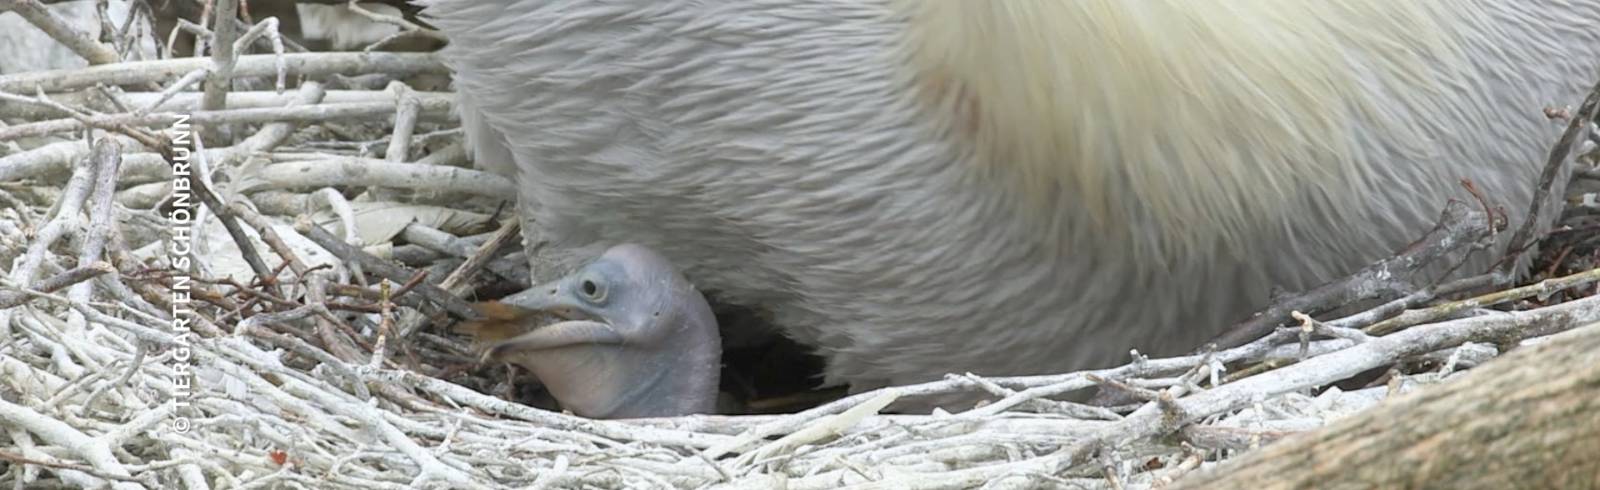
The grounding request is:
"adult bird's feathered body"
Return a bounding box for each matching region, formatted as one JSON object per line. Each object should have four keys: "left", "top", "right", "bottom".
{"left": 424, "top": 0, "right": 1600, "bottom": 397}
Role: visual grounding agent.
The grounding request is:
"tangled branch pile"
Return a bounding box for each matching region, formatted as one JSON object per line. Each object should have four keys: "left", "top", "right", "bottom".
{"left": 1, "top": 1, "right": 1598, "bottom": 488}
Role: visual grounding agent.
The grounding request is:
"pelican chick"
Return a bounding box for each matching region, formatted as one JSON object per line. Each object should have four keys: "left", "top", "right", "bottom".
{"left": 465, "top": 244, "right": 721, "bottom": 419}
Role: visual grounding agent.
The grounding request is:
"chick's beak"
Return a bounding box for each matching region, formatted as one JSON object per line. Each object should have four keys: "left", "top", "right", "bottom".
{"left": 475, "top": 279, "right": 624, "bottom": 362}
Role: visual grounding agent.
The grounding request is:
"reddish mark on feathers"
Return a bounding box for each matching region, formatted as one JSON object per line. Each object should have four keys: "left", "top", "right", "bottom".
{"left": 919, "top": 69, "right": 983, "bottom": 140}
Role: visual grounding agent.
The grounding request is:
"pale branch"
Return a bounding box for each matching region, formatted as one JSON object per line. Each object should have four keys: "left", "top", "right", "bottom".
{"left": 1170, "top": 322, "right": 1600, "bottom": 489}
{"left": 200, "top": 0, "right": 240, "bottom": 144}
{"left": 4, "top": 142, "right": 100, "bottom": 287}
{"left": 1207, "top": 200, "right": 1495, "bottom": 350}
{"left": 342, "top": 0, "right": 442, "bottom": 40}
{"left": 395, "top": 219, "right": 522, "bottom": 338}
{"left": 0, "top": 98, "right": 457, "bottom": 141}
{"left": 0, "top": 398, "right": 138, "bottom": 489}
{"left": 65, "top": 139, "right": 124, "bottom": 308}
{"left": 1085, "top": 290, "right": 1600, "bottom": 470}
{"left": 241, "top": 157, "right": 516, "bottom": 200}
{"left": 382, "top": 81, "right": 420, "bottom": 164}
{"left": 0, "top": 80, "right": 442, "bottom": 122}
{"left": 0, "top": 262, "right": 113, "bottom": 309}
{"left": 1365, "top": 263, "right": 1600, "bottom": 335}
{"left": 421, "top": 221, "right": 528, "bottom": 289}
{"left": 1, "top": 138, "right": 176, "bottom": 185}
{"left": 0, "top": 52, "right": 445, "bottom": 94}
{"left": 293, "top": 217, "right": 479, "bottom": 319}
{"left": 0, "top": 0, "right": 121, "bottom": 66}
{"left": 211, "top": 80, "right": 330, "bottom": 172}
{"left": 229, "top": 17, "right": 288, "bottom": 93}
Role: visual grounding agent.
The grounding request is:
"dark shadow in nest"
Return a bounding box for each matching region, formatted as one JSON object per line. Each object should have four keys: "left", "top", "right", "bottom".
{"left": 706, "top": 303, "right": 836, "bottom": 415}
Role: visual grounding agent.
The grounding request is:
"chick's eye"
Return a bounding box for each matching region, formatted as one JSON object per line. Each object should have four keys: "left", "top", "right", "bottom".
{"left": 580, "top": 279, "right": 601, "bottom": 299}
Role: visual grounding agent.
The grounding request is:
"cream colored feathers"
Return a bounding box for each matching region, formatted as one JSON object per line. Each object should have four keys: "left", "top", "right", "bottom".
{"left": 900, "top": 0, "right": 1476, "bottom": 262}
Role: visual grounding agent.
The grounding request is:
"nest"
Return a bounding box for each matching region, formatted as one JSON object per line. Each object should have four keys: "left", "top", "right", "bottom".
{"left": 2, "top": 2, "right": 1599, "bottom": 488}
